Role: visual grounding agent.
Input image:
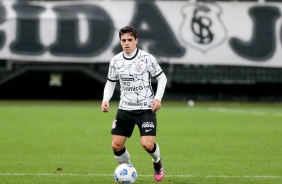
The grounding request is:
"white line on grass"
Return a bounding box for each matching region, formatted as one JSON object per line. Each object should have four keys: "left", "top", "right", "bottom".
{"left": 0, "top": 173, "right": 281, "bottom": 178}
{"left": 208, "top": 107, "right": 265, "bottom": 116}
{"left": 207, "top": 107, "right": 282, "bottom": 117}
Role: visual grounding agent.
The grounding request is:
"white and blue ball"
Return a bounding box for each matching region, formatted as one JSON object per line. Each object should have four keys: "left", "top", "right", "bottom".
{"left": 114, "top": 163, "right": 137, "bottom": 183}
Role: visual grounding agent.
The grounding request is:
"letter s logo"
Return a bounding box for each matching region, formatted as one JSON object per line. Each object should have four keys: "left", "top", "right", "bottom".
{"left": 180, "top": 1, "right": 227, "bottom": 53}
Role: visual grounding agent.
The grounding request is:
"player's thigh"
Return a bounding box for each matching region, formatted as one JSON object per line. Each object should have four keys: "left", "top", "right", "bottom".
{"left": 111, "top": 110, "right": 135, "bottom": 138}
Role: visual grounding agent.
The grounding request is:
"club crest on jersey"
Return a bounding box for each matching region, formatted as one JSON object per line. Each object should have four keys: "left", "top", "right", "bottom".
{"left": 134, "top": 61, "right": 143, "bottom": 72}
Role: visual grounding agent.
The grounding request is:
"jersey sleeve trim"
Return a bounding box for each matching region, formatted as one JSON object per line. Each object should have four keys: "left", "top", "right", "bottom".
{"left": 107, "top": 78, "right": 118, "bottom": 82}
{"left": 152, "top": 71, "right": 163, "bottom": 78}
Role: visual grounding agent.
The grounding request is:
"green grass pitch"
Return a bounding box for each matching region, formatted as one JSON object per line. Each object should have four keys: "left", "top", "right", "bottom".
{"left": 0, "top": 100, "right": 282, "bottom": 184}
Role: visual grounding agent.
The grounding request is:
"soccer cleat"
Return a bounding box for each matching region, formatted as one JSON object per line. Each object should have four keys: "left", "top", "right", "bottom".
{"left": 153, "top": 158, "right": 164, "bottom": 181}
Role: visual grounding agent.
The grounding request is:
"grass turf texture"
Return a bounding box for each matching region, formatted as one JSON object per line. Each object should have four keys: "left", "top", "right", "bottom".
{"left": 0, "top": 100, "right": 281, "bottom": 184}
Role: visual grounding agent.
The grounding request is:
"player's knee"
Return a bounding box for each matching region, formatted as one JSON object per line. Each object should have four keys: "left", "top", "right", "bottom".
{"left": 112, "top": 142, "right": 124, "bottom": 152}
{"left": 141, "top": 142, "right": 154, "bottom": 152}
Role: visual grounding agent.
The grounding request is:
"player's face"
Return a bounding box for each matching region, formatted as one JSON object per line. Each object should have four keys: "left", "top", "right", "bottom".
{"left": 120, "top": 33, "right": 138, "bottom": 54}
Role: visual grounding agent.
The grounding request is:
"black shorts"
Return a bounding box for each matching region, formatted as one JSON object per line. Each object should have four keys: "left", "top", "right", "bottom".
{"left": 111, "top": 109, "right": 157, "bottom": 138}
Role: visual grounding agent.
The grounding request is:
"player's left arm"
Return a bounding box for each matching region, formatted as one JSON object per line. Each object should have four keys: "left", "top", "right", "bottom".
{"left": 152, "top": 73, "right": 167, "bottom": 112}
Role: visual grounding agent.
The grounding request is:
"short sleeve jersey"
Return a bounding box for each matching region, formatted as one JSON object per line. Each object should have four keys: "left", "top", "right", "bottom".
{"left": 107, "top": 48, "right": 163, "bottom": 110}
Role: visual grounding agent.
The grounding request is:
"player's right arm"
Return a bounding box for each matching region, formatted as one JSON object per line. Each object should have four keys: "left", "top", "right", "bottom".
{"left": 102, "top": 57, "right": 119, "bottom": 112}
{"left": 101, "top": 80, "right": 116, "bottom": 112}
{"left": 101, "top": 101, "right": 110, "bottom": 112}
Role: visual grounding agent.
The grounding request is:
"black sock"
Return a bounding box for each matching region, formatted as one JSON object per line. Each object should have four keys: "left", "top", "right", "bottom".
{"left": 147, "top": 143, "right": 157, "bottom": 154}
{"left": 114, "top": 147, "right": 126, "bottom": 156}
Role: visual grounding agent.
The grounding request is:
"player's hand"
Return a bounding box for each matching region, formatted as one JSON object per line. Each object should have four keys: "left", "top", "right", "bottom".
{"left": 152, "top": 99, "right": 161, "bottom": 112}
{"left": 101, "top": 101, "right": 110, "bottom": 112}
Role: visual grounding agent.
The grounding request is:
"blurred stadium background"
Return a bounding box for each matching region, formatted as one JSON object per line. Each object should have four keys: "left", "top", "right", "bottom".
{"left": 1, "top": 1, "right": 282, "bottom": 183}
{"left": 0, "top": 0, "right": 282, "bottom": 102}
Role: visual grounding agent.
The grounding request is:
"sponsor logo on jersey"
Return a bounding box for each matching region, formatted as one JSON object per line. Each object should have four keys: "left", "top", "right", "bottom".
{"left": 122, "top": 86, "right": 144, "bottom": 92}
{"left": 122, "top": 78, "right": 134, "bottom": 81}
{"left": 123, "top": 101, "right": 148, "bottom": 107}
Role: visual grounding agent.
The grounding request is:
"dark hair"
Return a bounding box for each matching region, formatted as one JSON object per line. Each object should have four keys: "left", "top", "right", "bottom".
{"left": 119, "top": 26, "right": 138, "bottom": 39}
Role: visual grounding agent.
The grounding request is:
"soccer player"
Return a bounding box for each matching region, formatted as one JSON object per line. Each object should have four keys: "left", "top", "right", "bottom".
{"left": 101, "top": 26, "right": 167, "bottom": 182}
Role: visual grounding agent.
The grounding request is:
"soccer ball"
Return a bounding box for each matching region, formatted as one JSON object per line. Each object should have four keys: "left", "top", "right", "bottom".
{"left": 114, "top": 163, "right": 137, "bottom": 183}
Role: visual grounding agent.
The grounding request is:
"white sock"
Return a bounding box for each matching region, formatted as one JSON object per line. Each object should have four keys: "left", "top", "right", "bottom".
{"left": 115, "top": 149, "right": 131, "bottom": 164}
{"left": 149, "top": 142, "right": 161, "bottom": 163}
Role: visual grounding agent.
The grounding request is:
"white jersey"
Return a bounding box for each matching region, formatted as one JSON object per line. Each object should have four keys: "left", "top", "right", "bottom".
{"left": 107, "top": 48, "right": 163, "bottom": 110}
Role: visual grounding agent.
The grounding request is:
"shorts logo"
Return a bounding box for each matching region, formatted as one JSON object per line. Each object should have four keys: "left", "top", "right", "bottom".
{"left": 141, "top": 122, "right": 154, "bottom": 129}
{"left": 112, "top": 119, "right": 117, "bottom": 129}
{"left": 145, "top": 129, "right": 152, "bottom": 132}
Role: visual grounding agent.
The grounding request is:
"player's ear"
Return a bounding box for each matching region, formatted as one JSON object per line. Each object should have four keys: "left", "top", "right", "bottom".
{"left": 136, "top": 38, "right": 138, "bottom": 44}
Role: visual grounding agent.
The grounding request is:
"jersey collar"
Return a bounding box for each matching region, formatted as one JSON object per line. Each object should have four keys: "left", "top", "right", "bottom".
{"left": 123, "top": 48, "right": 139, "bottom": 60}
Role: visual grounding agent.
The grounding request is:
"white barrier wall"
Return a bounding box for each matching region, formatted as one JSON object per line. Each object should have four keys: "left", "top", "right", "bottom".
{"left": 0, "top": 0, "right": 282, "bottom": 67}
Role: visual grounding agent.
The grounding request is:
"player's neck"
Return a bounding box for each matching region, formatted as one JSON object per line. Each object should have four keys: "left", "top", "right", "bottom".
{"left": 124, "top": 48, "right": 137, "bottom": 58}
